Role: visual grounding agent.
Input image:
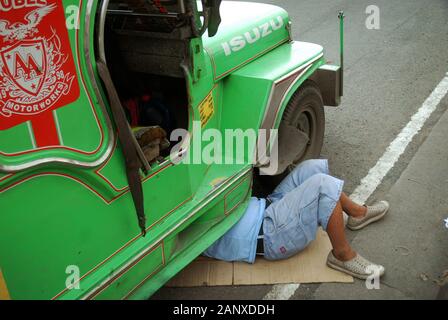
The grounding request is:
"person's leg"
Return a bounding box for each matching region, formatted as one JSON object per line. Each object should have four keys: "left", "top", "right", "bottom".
{"left": 317, "top": 184, "right": 386, "bottom": 278}
{"left": 263, "top": 172, "right": 386, "bottom": 278}
{"left": 268, "top": 159, "right": 329, "bottom": 203}
{"left": 263, "top": 172, "right": 345, "bottom": 260}
{"left": 339, "top": 192, "right": 367, "bottom": 218}
{"left": 326, "top": 201, "right": 356, "bottom": 261}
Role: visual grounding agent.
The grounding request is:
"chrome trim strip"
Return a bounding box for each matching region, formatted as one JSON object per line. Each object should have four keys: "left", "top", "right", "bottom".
{"left": 259, "top": 53, "right": 324, "bottom": 132}
{"left": 0, "top": 0, "right": 116, "bottom": 173}
{"left": 271, "top": 64, "right": 314, "bottom": 129}
{"left": 81, "top": 166, "right": 253, "bottom": 300}
{"left": 97, "top": 0, "right": 109, "bottom": 64}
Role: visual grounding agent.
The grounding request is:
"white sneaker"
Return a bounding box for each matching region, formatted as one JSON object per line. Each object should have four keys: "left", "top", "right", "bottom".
{"left": 347, "top": 200, "right": 390, "bottom": 231}
{"left": 327, "top": 251, "right": 385, "bottom": 280}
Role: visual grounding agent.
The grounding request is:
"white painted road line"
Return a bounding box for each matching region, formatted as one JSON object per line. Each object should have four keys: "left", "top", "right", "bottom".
{"left": 262, "top": 72, "right": 448, "bottom": 300}
{"left": 262, "top": 284, "right": 300, "bottom": 300}
{"left": 350, "top": 72, "right": 448, "bottom": 204}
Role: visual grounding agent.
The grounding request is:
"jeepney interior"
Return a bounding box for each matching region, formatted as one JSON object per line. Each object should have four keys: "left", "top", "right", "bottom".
{"left": 98, "top": 0, "right": 195, "bottom": 157}
{"left": 97, "top": 0, "right": 280, "bottom": 198}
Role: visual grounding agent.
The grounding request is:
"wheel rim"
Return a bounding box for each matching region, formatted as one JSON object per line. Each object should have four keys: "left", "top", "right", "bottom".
{"left": 289, "top": 104, "right": 317, "bottom": 166}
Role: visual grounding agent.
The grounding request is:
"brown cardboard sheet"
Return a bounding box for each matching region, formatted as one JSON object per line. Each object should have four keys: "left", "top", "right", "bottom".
{"left": 167, "top": 229, "right": 353, "bottom": 287}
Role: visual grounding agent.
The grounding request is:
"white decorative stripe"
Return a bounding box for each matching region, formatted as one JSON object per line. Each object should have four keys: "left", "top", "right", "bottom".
{"left": 27, "top": 121, "right": 36, "bottom": 149}
{"left": 53, "top": 110, "right": 64, "bottom": 146}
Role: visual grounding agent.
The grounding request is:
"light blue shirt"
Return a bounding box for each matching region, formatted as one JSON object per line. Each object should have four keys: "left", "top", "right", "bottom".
{"left": 203, "top": 197, "right": 266, "bottom": 264}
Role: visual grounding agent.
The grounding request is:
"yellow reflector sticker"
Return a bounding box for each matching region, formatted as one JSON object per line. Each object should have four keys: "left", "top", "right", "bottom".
{"left": 0, "top": 269, "right": 10, "bottom": 300}
{"left": 199, "top": 92, "right": 215, "bottom": 128}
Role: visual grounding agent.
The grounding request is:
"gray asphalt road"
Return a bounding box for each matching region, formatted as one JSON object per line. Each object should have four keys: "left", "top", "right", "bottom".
{"left": 153, "top": 0, "right": 448, "bottom": 300}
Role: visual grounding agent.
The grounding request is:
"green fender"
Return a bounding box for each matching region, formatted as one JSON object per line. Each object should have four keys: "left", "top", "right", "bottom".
{"left": 217, "top": 41, "right": 326, "bottom": 166}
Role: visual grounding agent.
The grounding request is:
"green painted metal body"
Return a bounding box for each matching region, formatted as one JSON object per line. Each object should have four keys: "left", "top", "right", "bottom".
{"left": 0, "top": 1, "right": 331, "bottom": 299}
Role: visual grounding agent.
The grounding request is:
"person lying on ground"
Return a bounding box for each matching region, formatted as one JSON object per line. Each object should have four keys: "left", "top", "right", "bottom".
{"left": 203, "top": 159, "right": 389, "bottom": 280}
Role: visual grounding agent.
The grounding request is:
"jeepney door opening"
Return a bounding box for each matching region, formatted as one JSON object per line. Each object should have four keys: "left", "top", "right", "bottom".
{"left": 99, "top": 0, "right": 193, "bottom": 159}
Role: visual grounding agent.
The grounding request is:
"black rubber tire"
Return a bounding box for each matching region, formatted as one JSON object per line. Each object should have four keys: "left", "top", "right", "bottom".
{"left": 280, "top": 80, "right": 325, "bottom": 170}
{"left": 252, "top": 81, "right": 325, "bottom": 198}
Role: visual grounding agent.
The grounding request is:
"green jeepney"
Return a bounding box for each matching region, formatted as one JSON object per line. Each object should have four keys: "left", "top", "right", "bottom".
{"left": 0, "top": 0, "right": 343, "bottom": 299}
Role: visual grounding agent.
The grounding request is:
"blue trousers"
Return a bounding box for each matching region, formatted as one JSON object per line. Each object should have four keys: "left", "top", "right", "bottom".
{"left": 263, "top": 159, "right": 344, "bottom": 260}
